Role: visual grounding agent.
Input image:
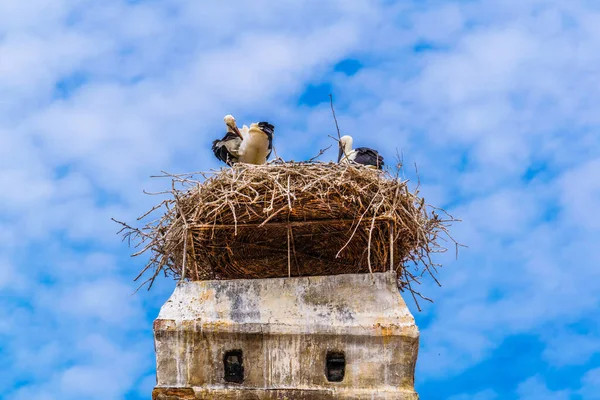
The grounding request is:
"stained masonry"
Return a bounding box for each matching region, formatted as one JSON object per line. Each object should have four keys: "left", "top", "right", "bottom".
{"left": 153, "top": 272, "right": 419, "bottom": 399}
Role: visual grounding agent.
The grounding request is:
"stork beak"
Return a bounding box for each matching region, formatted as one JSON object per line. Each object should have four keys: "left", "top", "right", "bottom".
{"left": 337, "top": 143, "right": 344, "bottom": 162}
{"left": 231, "top": 124, "right": 243, "bottom": 140}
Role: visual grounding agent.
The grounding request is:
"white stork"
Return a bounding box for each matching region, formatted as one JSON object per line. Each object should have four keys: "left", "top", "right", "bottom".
{"left": 212, "top": 115, "right": 274, "bottom": 166}
{"left": 212, "top": 115, "right": 244, "bottom": 166}
{"left": 237, "top": 121, "right": 274, "bottom": 165}
{"left": 338, "top": 135, "right": 384, "bottom": 170}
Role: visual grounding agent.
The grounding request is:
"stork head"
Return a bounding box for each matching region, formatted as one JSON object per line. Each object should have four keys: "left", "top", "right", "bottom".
{"left": 257, "top": 122, "right": 275, "bottom": 138}
{"left": 224, "top": 114, "right": 236, "bottom": 126}
{"left": 223, "top": 114, "right": 243, "bottom": 139}
{"left": 338, "top": 135, "right": 353, "bottom": 162}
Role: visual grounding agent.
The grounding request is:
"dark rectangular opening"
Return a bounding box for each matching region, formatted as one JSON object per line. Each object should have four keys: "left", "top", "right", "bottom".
{"left": 326, "top": 351, "right": 345, "bottom": 382}
{"left": 223, "top": 349, "right": 244, "bottom": 383}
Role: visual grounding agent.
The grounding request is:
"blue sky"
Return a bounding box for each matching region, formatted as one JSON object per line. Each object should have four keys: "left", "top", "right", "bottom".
{"left": 1, "top": 0, "right": 600, "bottom": 399}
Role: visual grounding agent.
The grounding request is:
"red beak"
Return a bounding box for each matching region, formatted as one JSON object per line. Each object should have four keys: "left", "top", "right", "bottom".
{"left": 232, "top": 125, "right": 243, "bottom": 139}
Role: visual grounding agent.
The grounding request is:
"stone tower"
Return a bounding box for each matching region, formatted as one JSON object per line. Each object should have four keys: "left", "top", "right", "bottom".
{"left": 152, "top": 271, "right": 419, "bottom": 399}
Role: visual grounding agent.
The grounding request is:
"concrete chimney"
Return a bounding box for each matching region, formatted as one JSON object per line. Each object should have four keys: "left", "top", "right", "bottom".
{"left": 152, "top": 272, "right": 419, "bottom": 399}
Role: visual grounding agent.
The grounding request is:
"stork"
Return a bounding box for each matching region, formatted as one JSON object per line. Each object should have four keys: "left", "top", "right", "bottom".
{"left": 237, "top": 121, "right": 274, "bottom": 165}
{"left": 212, "top": 115, "right": 244, "bottom": 166}
{"left": 338, "top": 135, "right": 384, "bottom": 169}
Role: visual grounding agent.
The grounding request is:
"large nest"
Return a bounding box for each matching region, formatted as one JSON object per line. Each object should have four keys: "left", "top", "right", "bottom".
{"left": 116, "top": 162, "right": 459, "bottom": 308}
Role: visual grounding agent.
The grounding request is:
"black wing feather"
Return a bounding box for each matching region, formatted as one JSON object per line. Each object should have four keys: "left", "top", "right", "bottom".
{"left": 212, "top": 132, "right": 241, "bottom": 166}
{"left": 258, "top": 122, "right": 275, "bottom": 160}
{"left": 354, "top": 147, "right": 384, "bottom": 169}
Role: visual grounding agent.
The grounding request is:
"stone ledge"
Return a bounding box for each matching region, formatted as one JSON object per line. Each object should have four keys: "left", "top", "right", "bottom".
{"left": 156, "top": 272, "right": 418, "bottom": 337}
{"left": 153, "top": 387, "right": 419, "bottom": 400}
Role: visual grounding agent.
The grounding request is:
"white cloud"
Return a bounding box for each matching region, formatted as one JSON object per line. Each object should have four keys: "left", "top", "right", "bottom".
{"left": 517, "top": 376, "right": 572, "bottom": 400}
{"left": 53, "top": 279, "right": 143, "bottom": 325}
{"left": 449, "top": 389, "right": 499, "bottom": 400}
{"left": 559, "top": 158, "right": 600, "bottom": 231}
{"left": 0, "top": 258, "right": 25, "bottom": 291}
{"left": 542, "top": 329, "right": 600, "bottom": 367}
{"left": 579, "top": 368, "right": 600, "bottom": 399}
{"left": 10, "top": 335, "right": 150, "bottom": 400}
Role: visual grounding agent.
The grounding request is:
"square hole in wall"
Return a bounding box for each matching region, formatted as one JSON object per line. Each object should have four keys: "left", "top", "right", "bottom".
{"left": 326, "top": 351, "right": 346, "bottom": 382}
{"left": 223, "top": 349, "right": 244, "bottom": 384}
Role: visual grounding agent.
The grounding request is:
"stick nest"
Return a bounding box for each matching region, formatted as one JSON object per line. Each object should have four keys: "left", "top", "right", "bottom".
{"left": 116, "top": 162, "right": 459, "bottom": 307}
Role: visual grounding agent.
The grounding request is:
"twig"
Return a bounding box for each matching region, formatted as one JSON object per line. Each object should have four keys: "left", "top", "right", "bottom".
{"left": 308, "top": 144, "right": 332, "bottom": 162}
{"left": 287, "top": 224, "right": 291, "bottom": 278}
{"left": 329, "top": 94, "right": 341, "bottom": 141}
{"left": 172, "top": 182, "right": 190, "bottom": 282}
{"left": 414, "top": 162, "right": 421, "bottom": 191}
{"left": 271, "top": 145, "right": 284, "bottom": 163}
{"left": 389, "top": 221, "right": 394, "bottom": 272}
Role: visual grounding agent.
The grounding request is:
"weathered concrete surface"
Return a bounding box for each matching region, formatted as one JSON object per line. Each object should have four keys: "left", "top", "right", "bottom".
{"left": 152, "top": 388, "right": 419, "bottom": 399}
{"left": 154, "top": 272, "right": 419, "bottom": 399}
